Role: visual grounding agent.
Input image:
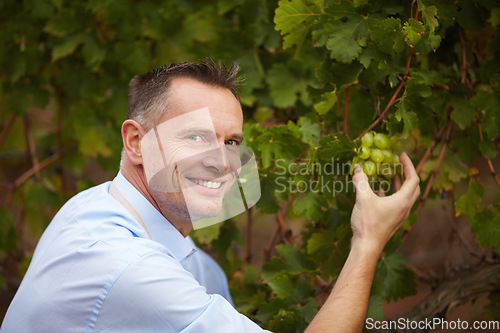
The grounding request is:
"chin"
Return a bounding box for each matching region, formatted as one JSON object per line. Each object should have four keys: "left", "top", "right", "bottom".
{"left": 186, "top": 197, "right": 225, "bottom": 222}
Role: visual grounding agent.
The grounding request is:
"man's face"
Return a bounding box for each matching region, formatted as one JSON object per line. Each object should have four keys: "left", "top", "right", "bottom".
{"left": 140, "top": 77, "right": 244, "bottom": 226}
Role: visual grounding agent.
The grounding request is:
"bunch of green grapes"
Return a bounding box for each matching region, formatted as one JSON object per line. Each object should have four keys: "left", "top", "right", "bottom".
{"left": 354, "top": 132, "right": 402, "bottom": 182}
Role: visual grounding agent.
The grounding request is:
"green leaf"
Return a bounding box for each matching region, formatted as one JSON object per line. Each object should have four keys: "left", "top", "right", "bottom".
{"left": 373, "top": 252, "right": 417, "bottom": 302}
{"left": 450, "top": 99, "right": 477, "bottom": 130}
{"left": 190, "top": 222, "right": 222, "bottom": 245}
{"left": 292, "top": 192, "right": 327, "bottom": 221}
{"left": 366, "top": 295, "right": 385, "bottom": 320}
{"left": 267, "top": 63, "right": 308, "bottom": 108}
{"left": 450, "top": 135, "right": 477, "bottom": 162}
{"left": 297, "top": 116, "right": 321, "bottom": 146}
{"left": 478, "top": 141, "right": 498, "bottom": 159}
{"left": 395, "top": 99, "right": 418, "bottom": 139}
{"left": 268, "top": 274, "right": 297, "bottom": 302}
{"left": 82, "top": 35, "right": 105, "bottom": 68}
{"left": 402, "top": 20, "right": 425, "bottom": 46}
{"left": 52, "top": 34, "right": 85, "bottom": 62}
{"left": 420, "top": 5, "right": 439, "bottom": 32}
{"left": 472, "top": 88, "right": 500, "bottom": 139}
{"left": 262, "top": 243, "right": 316, "bottom": 283}
{"left": 421, "top": 153, "right": 469, "bottom": 190}
{"left": 455, "top": 180, "right": 484, "bottom": 220}
{"left": 274, "top": 0, "right": 323, "bottom": 49}
{"left": 183, "top": 7, "right": 218, "bottom": 43}
{"left": 255, "top": 298, "right": 288, "bottom": 324}
{"left": 472, "top": 206, "right": 500, "bottom": 248}
{"left": 325, "top": 27, "right": 363, "bottom": 63}
{"left": 257, "top": 125, "right": 305, "bottom": 168}
{"left": 314, "top": 89, "right": 337, "bottom": 115}
{"left": 0, "top": 208, "right": 18, "bottom": 252}
{"left": 317, "top": 133, "right": 357, "bottom": 165}
{"left": 306, "top": 225, "right": 351, "bottom": 279}
{"left": 370, "top": 17, "right": 405, "bottom": 56}
{"left": 257, "top": 177, "right": 280, "bottom": 214}
{"left": 330, "top": 61, "right": 363, "bottom": 92}
{"left": 6, "top": 89, "right": 31, "bottom": 115}
{"left": 275, "top": 243, "right": 316, "bottom": 273}
{"left": 44, "top": 8, "right": 81, "bottom": 37}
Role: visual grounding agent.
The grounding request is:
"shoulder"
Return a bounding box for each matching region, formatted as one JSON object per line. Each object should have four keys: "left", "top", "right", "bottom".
{"left": 93, "top": 251, "right": 268, "bottom": 333}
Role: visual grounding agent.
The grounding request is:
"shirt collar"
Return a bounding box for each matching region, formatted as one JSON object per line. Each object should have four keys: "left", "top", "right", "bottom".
{"left": 113, "top": 171, "right": 196, "bottom": 262}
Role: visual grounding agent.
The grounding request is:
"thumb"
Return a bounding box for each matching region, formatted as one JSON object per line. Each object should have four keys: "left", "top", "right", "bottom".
{"left": 352, "top": 164, "right": 372, "bottom": 199}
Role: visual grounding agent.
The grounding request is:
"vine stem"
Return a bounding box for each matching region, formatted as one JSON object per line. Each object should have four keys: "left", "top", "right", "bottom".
{"left": 415, "top": 118, "right": 451, "bottom": 175}
{"left": 355, "top": 80, "right": 406, "bottom": 140}
{"left": 476, "top": 114, "right": 500, "bottom": 189}
{"left": 263, "top": 224, "right": 280, "bottom": 263}
{"left": 458, "top": 27, "right": 468, "bottom": 85}
{"left": 4, "top": 146, "right": 74, "bottom": 207}
{"left": 356, "top": 4, "right": 419, "bottom": 141}
{"left": 0, "top": 115, "right": 17, "bottom": 150}
{"left": 343, "top": 86, "right": 350, "bottom": 136}
{"left": 245, "top": 209, "right": 253, "bottom": 264}
{"left": 415, "top": 122, "right": 454, "bottom": 216}
{"left": 276, "top": 209, "right": 294, "bottom": 245}
{"left": 23, "top": 115, "right": 41, "bottom": 180}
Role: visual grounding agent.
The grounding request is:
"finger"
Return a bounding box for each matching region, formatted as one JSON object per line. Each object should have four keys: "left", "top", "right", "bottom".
{"left": 393, "top": 174, "right": 402, "bottom": 192}
{"left": 398, "top": 152, "right": 420, "bottom": 195}
{"left": 411, "top": 183, "right": 421, "bottom": 205}
{"left": 352, "top": 164, "right": 374, "bottom": 199}
{"left": 377, "top": 188, "right": 386, "bottom": 197}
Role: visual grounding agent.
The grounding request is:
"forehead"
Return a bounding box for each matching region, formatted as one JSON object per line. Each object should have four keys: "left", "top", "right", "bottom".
{"left": 159, "top": 77, "right": 243, "bottom": 127}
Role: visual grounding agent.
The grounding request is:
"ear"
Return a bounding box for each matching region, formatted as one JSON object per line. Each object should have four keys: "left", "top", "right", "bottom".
{"left": 122, "top": 120, "right": 145, "bottom": 166}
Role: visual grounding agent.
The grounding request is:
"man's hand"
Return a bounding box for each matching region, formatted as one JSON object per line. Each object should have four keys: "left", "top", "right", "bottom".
{"left": 305, "top": 153, "right": 420, "bottom": 333}
{"left": 351, "top": 152, "right": 420, "bottom": 254}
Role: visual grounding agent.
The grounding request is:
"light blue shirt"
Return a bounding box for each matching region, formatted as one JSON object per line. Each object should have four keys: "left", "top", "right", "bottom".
{"left": 1, "top": 172, "right": 269, "bottom": 332}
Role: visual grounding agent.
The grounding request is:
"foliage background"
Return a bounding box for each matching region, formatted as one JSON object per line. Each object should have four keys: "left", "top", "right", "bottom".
{"left": 0, "top": 0, "right": 499, "bottom": 331}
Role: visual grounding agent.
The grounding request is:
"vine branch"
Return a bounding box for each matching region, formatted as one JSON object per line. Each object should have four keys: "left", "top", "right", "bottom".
{"left": 377, "top": 264, "right": 500, "bottom": 333}
{"left": 415, "top": 122, "right": 454, "bottom": 217}
{"left": 356, "top": 3, "right": 419, "bottom": 141}
{"left": 23, "top": 115, "right": 41, "bottom": 180}
{"left": 263, "top": 224, "right": 280, "bottom": 263}
{"left": 245, "top": 209, "right": 253, "bottom": 264}
{"left": 415, "top": 118, "right": 451, "bottom": 175}
{"left": 476, "top": 114, "right": 500, "bottom": 189}
{"left": 4, "top": 145, "right": 75, "bottom": 207}
{"left": 0, "top": 115, "right": 17, "bottom": 150}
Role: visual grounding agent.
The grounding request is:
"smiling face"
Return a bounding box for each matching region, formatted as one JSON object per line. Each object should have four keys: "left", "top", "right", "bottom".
{"left": 140, "top": 77, "right": 244, "bottom": 226}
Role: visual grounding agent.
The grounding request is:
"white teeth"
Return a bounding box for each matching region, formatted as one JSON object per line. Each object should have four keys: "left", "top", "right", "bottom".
{"left": 192, "top": 179, "right": 222, "bottom": 189}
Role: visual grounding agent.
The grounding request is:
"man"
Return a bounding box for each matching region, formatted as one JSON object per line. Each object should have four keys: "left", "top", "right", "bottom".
{"left": 1, "top": 60, "right": 420, "bottom": 332}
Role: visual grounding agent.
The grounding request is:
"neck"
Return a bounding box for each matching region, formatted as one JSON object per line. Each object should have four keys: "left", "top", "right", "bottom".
{"left": 120, "top": 158, "right": 193, "bottom": 237}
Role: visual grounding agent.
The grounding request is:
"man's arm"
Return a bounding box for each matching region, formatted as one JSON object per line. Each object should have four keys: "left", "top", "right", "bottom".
{"left": 305, "top": 153, "right": 420, "bottom": 333}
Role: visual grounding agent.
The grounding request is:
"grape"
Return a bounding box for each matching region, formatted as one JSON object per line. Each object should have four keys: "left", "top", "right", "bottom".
{"left": 371, "top": 148, "right": 384, "bottom": 163}
{"left": 382, "top": 149, "right": 393, "bottom": 163}
{"left": 363, "top": 161, "right": 376, "bottom": 176}
{"left": 359, "top": 146, "right": 371, "bottom": 159}
{"left": 380, "top": 163, "right": 395, "bottom": 179}
{"left": 361, "top": 133, "right": 374, "bottom": 147}
{"left": 390, "top": 135, "right": 402, "bottom": 151}
{"left": 373, "top": 133, "right": 389, "bottom": 149}
{"left": 355, "top": 131, "right": 403, "bottom": 186}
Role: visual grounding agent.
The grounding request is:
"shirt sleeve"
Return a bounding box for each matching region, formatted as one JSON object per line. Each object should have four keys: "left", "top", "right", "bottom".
{"left": 91, "top": 251, "right": 271, "bottom": 333}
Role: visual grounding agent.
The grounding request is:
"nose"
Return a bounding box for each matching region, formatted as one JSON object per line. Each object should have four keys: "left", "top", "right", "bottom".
{"left": 202, "top": 143, "right": 230, "bottom": 175}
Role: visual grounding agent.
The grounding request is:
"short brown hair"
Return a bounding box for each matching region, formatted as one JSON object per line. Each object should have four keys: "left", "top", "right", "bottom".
{"left": 127, "top": 59, "right": 240, "bottom": 131}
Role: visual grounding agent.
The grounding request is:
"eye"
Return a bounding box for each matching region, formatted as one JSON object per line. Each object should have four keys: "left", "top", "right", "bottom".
{"left": 188, "top": 135, "right": 204, "bottom": 142}
{"left": 225, "top": 139, "right": 240, "bottom": 146}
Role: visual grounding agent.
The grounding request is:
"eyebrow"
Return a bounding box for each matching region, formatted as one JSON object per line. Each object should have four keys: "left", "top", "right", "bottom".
{"left": 229, "top": 133, "right": 244, "bottom": 143}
